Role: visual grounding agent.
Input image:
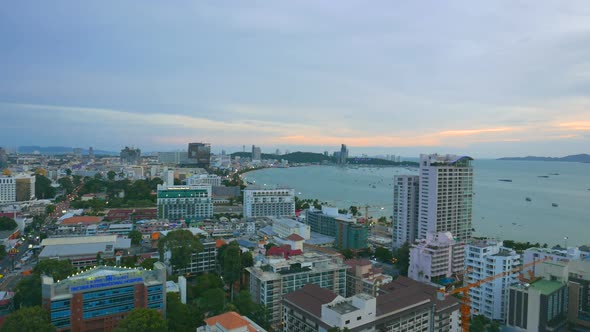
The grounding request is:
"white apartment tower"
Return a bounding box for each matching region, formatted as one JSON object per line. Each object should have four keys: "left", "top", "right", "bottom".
{"left": 0, "top": 175, "right": 16, "bottom": 203}
{"left": 465, "top": 240, "right": 521, "bottom": 322}
{"left": 408, "top": 231, "right": 465, "bottom": 284}
{"left": 418, "top": 154, "right": 474, "bottom": 242}
{"left": 392, "top": 175, "right": 419, "bottom": 248}
{"left": 243, "top": 187, "right": 295, "bottom": 218}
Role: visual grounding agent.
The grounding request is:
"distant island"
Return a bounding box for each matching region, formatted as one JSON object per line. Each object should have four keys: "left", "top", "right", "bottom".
{"left": 498, "top": 154, "right": 590, "bottom": 163}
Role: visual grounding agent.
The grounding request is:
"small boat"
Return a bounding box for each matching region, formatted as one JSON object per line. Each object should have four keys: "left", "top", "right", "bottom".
{"left": 549, "top": 173, "right": 559, "bottom": 175}
{"left": 525, "top": 197, "right": 532, "bottom": 202}
{"left": 498, "top": 179, "right": 513, "bottom": 182}
{"left": 552, "top": 203, "right": 559, "bottom": 207}
{"left": 538, "top": 175, "right": 549, "bottom": 178}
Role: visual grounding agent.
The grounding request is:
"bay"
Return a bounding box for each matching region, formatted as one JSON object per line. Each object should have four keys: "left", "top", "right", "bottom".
{"left": 244, "top": 160, "right": 590, "bottom": 246}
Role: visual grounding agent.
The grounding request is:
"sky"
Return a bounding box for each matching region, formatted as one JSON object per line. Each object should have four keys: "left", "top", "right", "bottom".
{"left": 1, "top": 1, "right": 590, "bottom": 158}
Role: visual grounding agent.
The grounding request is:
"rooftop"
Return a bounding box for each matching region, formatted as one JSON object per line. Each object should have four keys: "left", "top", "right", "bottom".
{"left": 60, "top": 216, "right": 103, "bottom": 225}
{"left": 204, "top": 311, "right": 262, "bottom": 332}
{"left": 283, "top": 284, "right": 338, "bottom": 317}
{"left": 530, "top": 280, "right": 565, "bottom": 295}
{"left": 41, "top": 235, "right": 118, "bottom": 246}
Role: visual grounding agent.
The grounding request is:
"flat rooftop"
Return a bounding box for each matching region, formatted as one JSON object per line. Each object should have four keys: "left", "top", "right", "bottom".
{"left": 530, "top": 280, "right": 564, "bottom": 295}
{"left": 330, "top": 301, "right": 359, "bottom": 315}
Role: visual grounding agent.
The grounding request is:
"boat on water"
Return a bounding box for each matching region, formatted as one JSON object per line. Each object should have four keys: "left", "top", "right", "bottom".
{"left": 549, "top": 173, "right": 559, "bottom": 175}
{"left": 525, "top": 197, "right": 532, "bottom": 202}
{"left": 552, "top": 203, "right": 559, "bottom": 207}
{"left": 538, "top": 175, "right": 549, "bottom": 178}
{"left": 498, "top": 179, "right": 513, "bottom": 182}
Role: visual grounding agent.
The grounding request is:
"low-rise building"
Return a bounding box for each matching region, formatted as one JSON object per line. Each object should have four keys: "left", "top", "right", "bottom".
{"left": 39, "top": 235, "right": 132, "bottom": 269}
{"left": 272, "top": 217, "right": 310, "bottom": 240}
{"left": 42, "top": 263, "right": 166, "bottom": 332}
{"left": 306, "top": 207, "right": 368, "bottom": 250}
{"left": 344, "top": 259, "right": 393, "bottom": 297}
{"left": 523, "top": 247, "right": 588, "bottom": 277}
{"left": 246, "top": 251, "right": 348, "bottom": 328}
{"left": 408, "top": 231, "right": 465, "bottom": 284}
{"left": 197, "top": 311, "right": 268, "bottom": 332}
{"left": 283, "top": 276, "right": 461, "bottom": 332}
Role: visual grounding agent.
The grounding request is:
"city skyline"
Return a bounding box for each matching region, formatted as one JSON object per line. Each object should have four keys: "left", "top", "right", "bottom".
{"left": 1, "top": 2, "right": 590, "bottom": 157}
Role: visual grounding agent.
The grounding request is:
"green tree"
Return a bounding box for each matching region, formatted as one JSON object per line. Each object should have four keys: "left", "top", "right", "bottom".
{"left": 45, "top": 205, "right": 56, "bottom": 215}
{"left": 233, "top": 290, "right": 257, "bottom": 316}
{"left": 340, "top": 249, "right": 355, "bottom": 260}
{"left": 158, "top": 230, "right": 203, "bottom": 272}
{"left": 35, "top": 174, "right": 56, "bottom": 199}
{"left": 0, "top": 216, "right": 17, "bottom": 231}
{"left": 139, "top": 258, "right": 159, "bottom": 270}
{"left": 222, "top": 242, "right": 242, "bottom": 301}
{"left": 200, "top": 288, "right": 226, "bottom": 315}
{"left": 349, "top": 205, "right": 359, "bottom": 216}
{"left": 65, "top": 168, "right": 72, "bottom": 176}
{"left": 166, "top": 293, "right": 202, "bottom": 332}
{"left": 33, "top": 259, "right": 76, "bottom": 281}
{"left": 0, "top": 244, "right": 6, "bottom": 260}
{"left": 57, "top": 177, "right": 74, "bottom": 194}
{"left": 128, "top": 230, "right": 143, "bottom": 246}
{"left": 94, "top": 172, "right": 103, "bottom": 180}
{"left": 107, "top": 170, "right": 117, "bottom": 181}
{"left": 0, "top": 306, "right": 55, "bottom": 332}
{"left": 115, "top": 308, "right": 167, "bottom": 332}
{"left": 394, "top": 242, "right": 411, "bottom": 276}
{"left": 192, "top": 273, "right": 224, "bottom": 298}
{"left": 374, "top": 247, "right": 393, "bottom": 262}
{"left": 14, "top": 275, "right": 42, "bottom": 307}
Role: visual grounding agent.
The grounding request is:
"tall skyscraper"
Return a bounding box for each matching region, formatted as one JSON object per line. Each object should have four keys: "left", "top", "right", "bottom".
{"left": 120, "top": 146, "right": 141, "bottom": 164}
{"left": 392, "top": 175, "right": 419, "bottom": 248}
{"left": 339, "top": 144, "right": 348, "bottom": 164}
{"left": 187, "top": 143, "right": 211, "bottom": 168}
{"left": 251, "top": 145, "right": 261, "bottom": 161}
{"left": 88, "top": 146, "right": 94, "bottom": 159}
{"left": 418, "top": 154, "right": 474, "bottom": 242}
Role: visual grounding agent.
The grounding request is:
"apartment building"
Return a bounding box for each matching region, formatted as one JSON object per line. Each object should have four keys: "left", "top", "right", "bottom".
{"left": 465, "top": 240, "right": 521, "bottom": 321}
{"left": 344, "top": 259, "right": 393, "bottom": 297}
{"left": 156, "top": 184, "right": 213, "bottom": 221}
{"left": 418, "top": 154, "right": 474, "bottom": 242}
{"left": 0, "top": 175, "right": 16, "bottom": 203}
{"left": 243, "top": 187, "right": 295, "bottom": 218}
{"left": 408, "top": 231, "right": 465, "bottom": 284}
{"left": 306, "top": 207, "right": 368, "bottom": 250}
{"left": 246, "top": 251, "right": 348, "bottom": 328}
{"left": 392, "top": 175, "right": 419, "bottom": 248}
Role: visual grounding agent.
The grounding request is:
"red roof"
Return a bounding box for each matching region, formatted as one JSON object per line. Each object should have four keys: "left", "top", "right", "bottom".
{"left": 286, "top": 233, "right": 304, "bottom": 241}
{"left": 215, "top": 239, "right": 227, "bottom": 248}
{"left": 61, "top": 216, "right": 103, "bottom": 225}
{"left": 204, "top": 311, "right": 257, "bottom": 332}
{"left": 267, "top": 245, "right": 302, "bottom": 259}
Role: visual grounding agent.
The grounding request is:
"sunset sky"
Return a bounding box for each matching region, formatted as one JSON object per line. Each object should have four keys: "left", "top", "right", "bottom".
{"left": 1, "top": 1, "right": 589, "bottom": 157}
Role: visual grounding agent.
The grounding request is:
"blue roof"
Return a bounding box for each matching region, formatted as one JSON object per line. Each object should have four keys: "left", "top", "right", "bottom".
{"left": 237, "top": 239, "right": 256, "bottom": 248}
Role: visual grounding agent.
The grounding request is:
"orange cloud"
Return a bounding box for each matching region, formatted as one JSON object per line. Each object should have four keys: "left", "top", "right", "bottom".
{"left": 558, "top": 121, "right": 590, "bottom": 131}
{"left": 438, "top": 127, "right": 515, "bottom": 137}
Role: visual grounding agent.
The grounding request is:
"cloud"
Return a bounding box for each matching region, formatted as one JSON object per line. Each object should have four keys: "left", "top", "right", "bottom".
{"left": 558, "top": 121, "right": 590, "bottom": 131}
{"left": 439, "top": 127, "right": 516, "bottom": 137}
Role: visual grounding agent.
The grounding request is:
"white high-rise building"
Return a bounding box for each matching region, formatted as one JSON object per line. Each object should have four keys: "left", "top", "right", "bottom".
{"left": 392, "top": 175, "right": 419, "bottom": 248}
{"left": 0, "top": 175, "right": 16, "bottom": 203}
{"left": 243, "top": 187, "right": 295, "bottom": 218}
{"left": 418, "top": 154, "right": 474, "bottom": 242}
{"left": 408, "top": 231, "right": 465, "bottom": 284}
{"left": 465, "top": 240, "right": 520, "bottom": 322}
{"left": 186, "top": 174, "right": 221, "bottom": 187}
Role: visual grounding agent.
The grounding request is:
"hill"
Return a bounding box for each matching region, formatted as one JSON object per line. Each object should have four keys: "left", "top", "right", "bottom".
{"left": 498, "top": 154, "right": 590, "bottom": 163}
{"left": 231, "top": 151, "right": 333, "bottom": 163}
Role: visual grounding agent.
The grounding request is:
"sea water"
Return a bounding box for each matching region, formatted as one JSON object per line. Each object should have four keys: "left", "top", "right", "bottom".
{"left": 244, "top": 160, "right": 590, "bottom": 246}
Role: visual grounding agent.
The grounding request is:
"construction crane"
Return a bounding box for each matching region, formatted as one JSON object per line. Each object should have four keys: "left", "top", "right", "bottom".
{"left": 438, "top": 257, "right": 551, "bottom": 332}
